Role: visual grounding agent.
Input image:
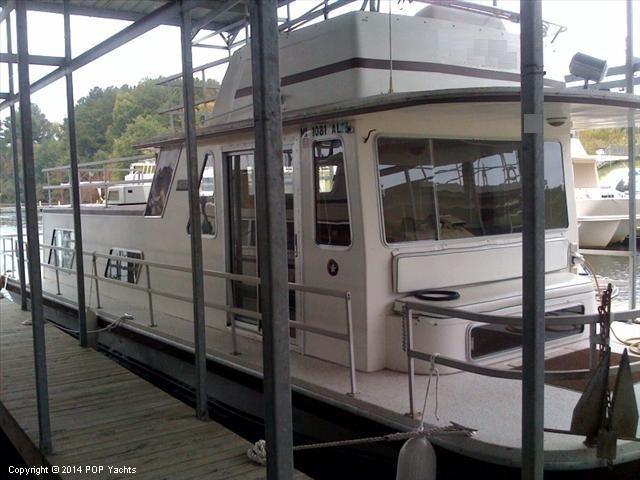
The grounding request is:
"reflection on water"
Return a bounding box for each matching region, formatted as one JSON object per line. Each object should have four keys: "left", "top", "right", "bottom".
{"left": 584, "top": 253, "right": 640, "bottom": 307}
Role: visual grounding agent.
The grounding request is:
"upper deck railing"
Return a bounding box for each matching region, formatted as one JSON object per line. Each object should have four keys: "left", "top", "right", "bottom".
{"left": 42, "top": 155, "right": 155, "bottom": 207}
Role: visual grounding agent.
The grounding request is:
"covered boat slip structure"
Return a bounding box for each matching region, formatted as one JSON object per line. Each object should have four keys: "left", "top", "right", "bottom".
{"left": 1, "top": 1, "right": 640, "bottom": 479}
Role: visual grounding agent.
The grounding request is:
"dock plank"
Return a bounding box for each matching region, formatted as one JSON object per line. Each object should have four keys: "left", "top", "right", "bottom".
{"left": 0, "top": 299, "right": 310, "bottom": 479}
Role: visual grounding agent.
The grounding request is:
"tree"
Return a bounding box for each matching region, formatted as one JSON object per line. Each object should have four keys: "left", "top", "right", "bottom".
{"left": 74, "top": 86, "right": 120, "bottom": 161}
{"left": 111, "top": 114, "right": 169, "bottom": 158}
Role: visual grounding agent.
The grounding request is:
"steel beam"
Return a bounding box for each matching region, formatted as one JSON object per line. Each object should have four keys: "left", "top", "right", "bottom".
{"left": 63, "top": 0, "right": 88, "bottom": 346}
{"left": 627, "top": 0, "right": 637, "bottom": 310}
{"left": 180, "top": 0, "right": 208, "bottom": 421}
{"left": 5, "top": 13, "right": 27, "bottom": 310}
{"left": 249, "top": 1, "right": 294, "bottom": 478}
{"left": 15, "top": 0, "right": 52, "bottom": 454}
{"left": 0, "top": 0, "right": 207, "bottom": 112}
{"left": 520, "top": 1, "right": 545, "bottom": 478}
{"left": 0, "top": 53, "right": 66, "bottom": 66}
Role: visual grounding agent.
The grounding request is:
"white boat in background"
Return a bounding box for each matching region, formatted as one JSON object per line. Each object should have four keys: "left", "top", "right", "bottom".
{"left": 572, "top": 138, "right": 639, "bottom": 248}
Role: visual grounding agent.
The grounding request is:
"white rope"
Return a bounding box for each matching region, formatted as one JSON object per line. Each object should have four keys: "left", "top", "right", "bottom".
{"left": 247, "top": 439, "right": 267, "bottom": 465}
{"left": 246, "top": 422, "right": 476, "bottom": 463}
{"left": 419, "top": 352, "right": 440, "bottom": 427}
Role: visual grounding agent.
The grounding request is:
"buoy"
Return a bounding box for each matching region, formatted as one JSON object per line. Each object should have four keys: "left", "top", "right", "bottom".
{"left": 396, "top": 436, "right": 436, "bottom": 480}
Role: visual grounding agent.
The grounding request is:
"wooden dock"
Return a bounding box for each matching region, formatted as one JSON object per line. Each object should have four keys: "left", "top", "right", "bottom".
{"left": 0, "top": 298, "right": 309, "bottom": 479}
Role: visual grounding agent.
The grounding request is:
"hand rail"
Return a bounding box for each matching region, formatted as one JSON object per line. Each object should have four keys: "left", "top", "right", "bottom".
{"left": 41, "top": 155, "right": 154, "bottom": 172}
{"left": 12, "top": 237, "right": 357, "bottom": 396}
{"left": 401, "top": 304, "right": 640, "bottom": 418}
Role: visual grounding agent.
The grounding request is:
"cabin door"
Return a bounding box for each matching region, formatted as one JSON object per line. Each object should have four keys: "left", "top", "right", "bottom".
{"left": 226, "top": 149, "right": 300, "bottom": 342}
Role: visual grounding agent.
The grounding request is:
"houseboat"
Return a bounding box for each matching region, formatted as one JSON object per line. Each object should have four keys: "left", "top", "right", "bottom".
{"left": 4, "top": 5, "right": 640, "bottom": 477}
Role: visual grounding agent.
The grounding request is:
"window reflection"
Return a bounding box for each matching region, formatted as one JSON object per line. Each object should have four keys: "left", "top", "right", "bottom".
{"left": 314, "top": 140, "right": 352, "bottom": 246}
{"left": 144, "top": 148, "right": 180, "bottom": 217}
{"left": 187, "top": 153, "right": 216, "bottom": 236}
{"left": 48, "top": 229, "right": 75, "bottom": 269}
{"left": 376, "top": 137, "right": 568, "bottom": 243}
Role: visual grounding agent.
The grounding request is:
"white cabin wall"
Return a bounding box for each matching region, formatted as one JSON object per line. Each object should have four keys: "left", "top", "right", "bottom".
{"left": 353, "top": 103, "right": 576, "bottom": 372}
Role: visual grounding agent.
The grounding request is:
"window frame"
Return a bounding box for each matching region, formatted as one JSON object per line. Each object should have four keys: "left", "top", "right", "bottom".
{"left": 104, "top": 248, "right": 143, "bottom": 285}
{"left": 48, "top": 228, "right": 75, "bottom": 269}
{"left": 374, "top": 134, "right": 569, "bottom": 248}
{"left": 186, "top": 151, "right": 217, "bottom": 239}
{"left": 312, "top": 136, "right": 353, "bottom": 249}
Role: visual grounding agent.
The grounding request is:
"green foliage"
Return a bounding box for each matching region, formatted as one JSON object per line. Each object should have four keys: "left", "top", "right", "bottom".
{"left": 111, "top": 114, "right": 168, "bottom": 158}
{"left": 578, "top": 128, "right": 627, "bottom": 155}
{"left": 0, "top": 75, "right": 220, "bottom": 204}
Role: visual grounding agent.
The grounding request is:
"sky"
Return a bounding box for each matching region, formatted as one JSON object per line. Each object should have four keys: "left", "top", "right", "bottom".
{"left": 0, "top": 0, "right": 638, "bottom": 124}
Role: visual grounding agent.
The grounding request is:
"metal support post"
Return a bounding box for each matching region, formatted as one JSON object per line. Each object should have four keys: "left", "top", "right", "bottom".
{"left": 520, "top": 1, "right": 545, "bottom": 478}
{"left": 5, "top": 15, "right": 28, "bottom": 310}
{"left": 15, "top": 0, "right": 52, "bottom": 454}
{"left": 345, "top": 293, "right": 357, "bottom": 396}
{"left": 248, "top": 1, "right": 294, "bottom": 478}
{"left": 626, "top": 0, "right": 637, "bottom": 310}
{"left": 180, "top": 0, "right": 208, "bottom": 421}
{"left": 63, "top": 0, "right": 88, "bottom": 346}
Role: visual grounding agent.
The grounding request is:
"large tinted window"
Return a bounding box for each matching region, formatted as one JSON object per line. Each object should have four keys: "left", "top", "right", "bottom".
{"left": 377, "top": 137, "right": 568, "bottom": 243}
{"left": 144, "top": 147, "right": 180, "bottom": 217}
{"left": 105, "top": 248, "right": 143, "bottom": 284}
{"left": 314, "top": 140, "right": 351, "bottom": 246}
{"left": 377, "top": 138, "right": 437, "bottom": 242}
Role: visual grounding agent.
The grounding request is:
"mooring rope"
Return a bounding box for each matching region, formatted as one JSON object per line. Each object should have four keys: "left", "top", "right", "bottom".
{"left": 246, "top": 422, "right": 476, "bottom": 465}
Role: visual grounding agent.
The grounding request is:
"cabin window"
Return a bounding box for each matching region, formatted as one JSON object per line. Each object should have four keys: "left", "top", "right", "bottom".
{"left": 187, "top": 153, "right": 216, "bottom": 236}
{"left": 377, "top": 138, "right": 438, "bottom": 243}
{"left": 376, "top": 137, "right": 568, "bottom": 243}
{"left": 144, "top": 147, "right": 181, "bottom": 217}
{"left": 313, "top": 139, "right": 351, "bottom": 246}
{"left": 104, "top": 248, "right": 143, "bottom": 284}
{"left": 48, "top": 229, "right": 75, "bottom": 269}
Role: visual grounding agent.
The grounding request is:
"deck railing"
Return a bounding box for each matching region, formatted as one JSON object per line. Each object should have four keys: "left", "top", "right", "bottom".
{"left": 41, "top": 155, "right": 155, "bottom": 207}
{"left": 1, "top": 237, "right": 357, "bottom": 396}
{"left": 401, "top": 302, "right": 640, "bottom": 417}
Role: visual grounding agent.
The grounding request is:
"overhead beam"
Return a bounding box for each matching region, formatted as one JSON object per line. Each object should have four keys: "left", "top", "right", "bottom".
{"left": 0, "top": 1, "right": 15, "bottom": 24}
{"left": 191, "top": 0, "right": 243, "bottom": 36}
{"left": 0, "top": 0, "right": 211, "bottom": 112}
{"left": 12, "top": 0, "right": 226, "bottom": 30}
{"left": 0, "top": 52, "right": 66, "bottom": 66}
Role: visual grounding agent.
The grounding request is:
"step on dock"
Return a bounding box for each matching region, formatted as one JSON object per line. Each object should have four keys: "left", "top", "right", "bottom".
{"left": 0, "top": 298, "right": 309, "bottom": 479}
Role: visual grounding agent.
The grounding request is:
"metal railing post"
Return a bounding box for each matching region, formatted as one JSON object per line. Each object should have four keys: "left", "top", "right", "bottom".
{"left": 53, "top": 249, "right": 61, "bottom": 295}
{"left": 10, "top": 239, "right": 16, "bottom": 276}
{"left": 92, "top": 253, "right": 102, "bottom": 309}
{"left": 404, "top": 306, "right": 416, "bottom": 418}
{"left": 345, "top": 292, "right": 357, "bottom": 396}
{"left": 145, "top": 264, "right": 155, "bottom": 327}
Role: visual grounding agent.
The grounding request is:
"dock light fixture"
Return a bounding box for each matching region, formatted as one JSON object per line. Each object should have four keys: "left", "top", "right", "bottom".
{"left": 569, "top": 52, "right": 608, "bottom": 89}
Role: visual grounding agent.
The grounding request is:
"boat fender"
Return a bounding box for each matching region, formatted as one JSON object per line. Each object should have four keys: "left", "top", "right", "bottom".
{"left": 414, "top": 289, "right": 460, "bottom": 302}
{"left": 395, "top": 436, "right": 436, "bottom": 480}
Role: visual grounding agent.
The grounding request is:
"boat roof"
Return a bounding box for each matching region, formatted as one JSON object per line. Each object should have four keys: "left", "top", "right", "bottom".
{"left": 137, "top": 87, "right": 640, "bottom": 148}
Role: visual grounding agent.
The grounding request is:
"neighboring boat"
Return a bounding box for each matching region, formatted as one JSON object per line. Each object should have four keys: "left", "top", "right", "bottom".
{"left": 3, "top": 4, "right": 640, "bottom": 477}
{"left": 572, "top": 138, "right": 639, "bottom": 248}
